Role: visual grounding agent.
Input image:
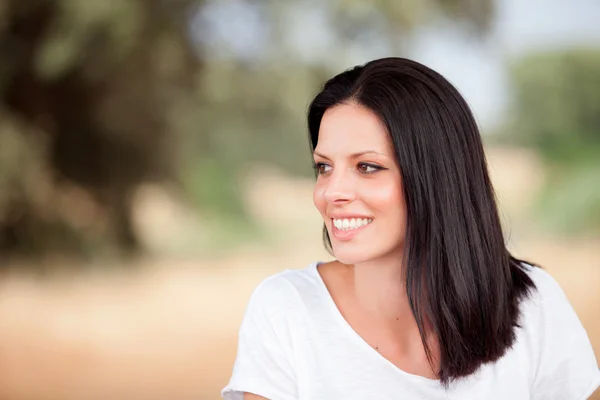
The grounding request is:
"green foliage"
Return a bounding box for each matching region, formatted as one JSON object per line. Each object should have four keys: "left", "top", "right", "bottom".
{"left": 184, "top": 157, "right": 247, "bottom": 218}
{"left": 0, "top": 0, "right": 201, "bottom": 259}
{"left": 506, "top": 48, "right": 600, "bottom": 235}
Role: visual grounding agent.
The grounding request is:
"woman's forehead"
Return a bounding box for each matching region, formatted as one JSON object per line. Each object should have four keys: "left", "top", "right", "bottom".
{"left": 316, "top": 104, "right": 393, "bottom": 155}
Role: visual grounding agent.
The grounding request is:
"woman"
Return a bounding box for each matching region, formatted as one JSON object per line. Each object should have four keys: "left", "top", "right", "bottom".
{"left": 222, "top": 57, "right": 600, "bottom": 399}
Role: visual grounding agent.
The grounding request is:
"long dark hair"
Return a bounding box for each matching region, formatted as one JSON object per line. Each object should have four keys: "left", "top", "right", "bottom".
{"left": 307, "top": 57, "right": 537, "bottom": 387}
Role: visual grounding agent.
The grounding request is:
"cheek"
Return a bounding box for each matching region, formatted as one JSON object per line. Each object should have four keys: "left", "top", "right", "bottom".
{"left": 367, "top": 178, "right": 405, "bottom": 218}
{"left": 313, "top": 183, "right": 327, "bottom": 215}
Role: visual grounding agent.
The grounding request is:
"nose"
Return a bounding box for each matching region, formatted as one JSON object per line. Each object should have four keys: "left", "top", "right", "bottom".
{"left": 323, "top": 167, "right": 356, "bottom": 204}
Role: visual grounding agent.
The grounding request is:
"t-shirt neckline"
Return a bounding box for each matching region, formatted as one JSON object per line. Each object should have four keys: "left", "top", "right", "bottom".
{"left": 309, "top": 261, "right": 442, "bottom": 387}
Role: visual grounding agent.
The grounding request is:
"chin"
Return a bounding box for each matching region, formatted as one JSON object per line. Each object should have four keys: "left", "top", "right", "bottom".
{"left": 331, "top": 240, "right": 404, "bottom": 266}
{"left": 331, "top": 245, "right": 376, "bottom": 265}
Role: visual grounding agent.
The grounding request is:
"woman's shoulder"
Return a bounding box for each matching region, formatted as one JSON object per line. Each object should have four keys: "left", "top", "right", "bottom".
{"left": 224, "top": 265, "right": 324, "bottom": 400}
{"left": 519, "top": 263, "right": 575, "bottom": 314}
{"left": 517, "top": 262, "right": 596, "bottom": 361}
{"left": 244, "top": 261, "right": 325, "bottom": 318}
{"left": 515, "top": 263, "right": 581, "bottom": 332}
{"left": 516, "top": 265, "right": 600, "bottom": 398}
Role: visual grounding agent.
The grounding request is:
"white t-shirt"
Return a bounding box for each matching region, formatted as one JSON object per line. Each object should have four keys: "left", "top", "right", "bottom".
{"left": 222, "top": 262, "right": 600, "bottom": 400}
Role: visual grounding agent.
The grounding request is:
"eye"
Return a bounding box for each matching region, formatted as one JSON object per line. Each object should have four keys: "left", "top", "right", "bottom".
{"left": 313, "top": 162, "right": 332, "bottom": 175}
{"left": 357, "top": 162, "right": 384, "bottom": 174}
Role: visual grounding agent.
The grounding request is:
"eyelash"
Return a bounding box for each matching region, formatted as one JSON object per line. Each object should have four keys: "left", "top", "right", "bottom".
{"left": 312, "top": 162, "right": 385, "bottom": 175}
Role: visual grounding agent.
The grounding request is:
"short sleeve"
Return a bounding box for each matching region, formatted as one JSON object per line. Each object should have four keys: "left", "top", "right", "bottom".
{"left": 526, "top": 268, "right": 600, "bottom": 400}
{"left": 221, "top": 275, "right": 298, "bottom": 400}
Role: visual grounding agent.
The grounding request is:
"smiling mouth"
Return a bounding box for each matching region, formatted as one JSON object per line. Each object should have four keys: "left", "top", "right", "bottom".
{"left": 332, "top": 217, "right": 373, "bottom": 231}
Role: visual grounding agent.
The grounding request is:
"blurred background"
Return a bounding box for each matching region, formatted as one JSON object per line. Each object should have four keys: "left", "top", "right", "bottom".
{"left": 0, "top": 0, "right": 598, "bottom": 399}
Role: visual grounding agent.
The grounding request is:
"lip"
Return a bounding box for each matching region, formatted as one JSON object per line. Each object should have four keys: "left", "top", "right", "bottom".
{"left": 328, "top": 214, "right": 372, "bottom": 220}
{"left": 329, "top": 217, "right": 373, "bottom": 241}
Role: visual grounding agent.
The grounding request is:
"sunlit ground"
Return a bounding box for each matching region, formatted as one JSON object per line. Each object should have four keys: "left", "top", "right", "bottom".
{"left": 0, "top": 148, "right": 598, "bottom": 400}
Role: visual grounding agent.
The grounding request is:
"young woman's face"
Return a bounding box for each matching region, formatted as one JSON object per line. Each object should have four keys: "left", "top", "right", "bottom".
{"left": 313, "top": 102, "right": 407, "bottom": 265}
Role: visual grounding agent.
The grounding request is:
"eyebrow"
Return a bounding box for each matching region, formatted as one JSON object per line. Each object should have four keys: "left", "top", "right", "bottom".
{"left": 313, "top": 150, "right": 387, "bottom": 160}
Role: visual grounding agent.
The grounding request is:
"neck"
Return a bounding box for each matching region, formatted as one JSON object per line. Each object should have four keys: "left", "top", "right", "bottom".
{"left": 346, "top": 251, "right": 411, "bottom": 321}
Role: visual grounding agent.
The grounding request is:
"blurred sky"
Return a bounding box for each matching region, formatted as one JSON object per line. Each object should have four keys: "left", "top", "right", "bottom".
{"left": 411, "top": 0, "right": 600, "bottom": 130}
{"left": 193, "top": 0, "right": 600, "bottom": 131}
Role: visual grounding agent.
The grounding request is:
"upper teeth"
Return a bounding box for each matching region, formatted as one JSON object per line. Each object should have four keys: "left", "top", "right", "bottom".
{"left": 333, "top": 218, "right": 373, "bottom": 230}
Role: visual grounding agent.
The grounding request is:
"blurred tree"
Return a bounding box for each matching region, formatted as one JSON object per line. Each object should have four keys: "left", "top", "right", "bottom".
{"left": 506, "top": 48, "right": 600, "bottom": 235}
{"left": 0, "top": 0, "right": 201, "bottom": 260}
{"left": 0, "top": 0, "right": 496, "bottom": 262}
